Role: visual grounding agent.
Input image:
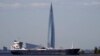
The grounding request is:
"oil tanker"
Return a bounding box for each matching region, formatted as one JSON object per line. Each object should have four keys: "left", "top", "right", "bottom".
{"left": 10, "top": 41, "right": 80, "bottom": 55}
{"left": 10, "top": 3, "right": 80, "bottom": 55}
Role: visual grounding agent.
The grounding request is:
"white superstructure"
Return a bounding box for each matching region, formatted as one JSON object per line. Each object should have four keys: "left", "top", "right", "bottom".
{"left": 11, "top": 40, "right": 24, "bottom": 50}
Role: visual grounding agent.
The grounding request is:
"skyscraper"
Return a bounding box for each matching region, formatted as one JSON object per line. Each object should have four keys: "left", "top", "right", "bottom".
{"left": 48, "top": 3, "right": 55, "bottom": 48}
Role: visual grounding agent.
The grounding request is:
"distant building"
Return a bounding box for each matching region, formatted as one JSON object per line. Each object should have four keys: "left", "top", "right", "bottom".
{"left": 25, "top": 43, "right": 45, "bottom": 49}
{"left": 79, "top": 49, "right": 94, "bottom": 54}
{"left": 3, "top": 46, "right": 8, "bottom": 51}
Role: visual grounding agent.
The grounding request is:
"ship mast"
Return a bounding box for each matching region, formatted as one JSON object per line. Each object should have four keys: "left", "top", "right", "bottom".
{"left": 48, "top": 3, "right": 55, "bottom": 49}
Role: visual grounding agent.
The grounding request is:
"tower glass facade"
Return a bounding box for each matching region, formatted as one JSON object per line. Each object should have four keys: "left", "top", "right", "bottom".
{"left": 48, "top": 3, "right": 55, "bottom": 48}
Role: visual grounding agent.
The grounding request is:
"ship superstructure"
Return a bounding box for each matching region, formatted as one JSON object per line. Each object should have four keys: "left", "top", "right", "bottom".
{"left": 11, "top": 40, "right": 23, "bottom": 50}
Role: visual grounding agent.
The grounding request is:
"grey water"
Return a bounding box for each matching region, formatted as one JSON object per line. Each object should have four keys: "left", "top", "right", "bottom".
{"left": 0, "top": 54, "right": 100, "bottom": 56}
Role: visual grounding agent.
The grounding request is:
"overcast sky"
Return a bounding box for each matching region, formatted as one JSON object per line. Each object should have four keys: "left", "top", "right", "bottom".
{"left": 0, "top": 0, "right": 100, "bottom": 49}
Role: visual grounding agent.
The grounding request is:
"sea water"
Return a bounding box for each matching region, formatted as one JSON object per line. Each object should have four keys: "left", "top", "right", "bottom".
{"left": 0, "top": 54, "right": 100, "bottom": 56}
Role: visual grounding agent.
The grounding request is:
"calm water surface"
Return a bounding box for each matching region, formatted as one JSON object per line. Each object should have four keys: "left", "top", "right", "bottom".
{"left": 0, "top": 54, "right": 100, "bottom": 56}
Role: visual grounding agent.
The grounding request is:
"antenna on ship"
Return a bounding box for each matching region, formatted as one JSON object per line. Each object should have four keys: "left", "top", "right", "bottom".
{"left": 47, "top": 3, "right": 55, "bottom": 49}
{"left": 71, "top": 41, "right": 74, "bottom": 49}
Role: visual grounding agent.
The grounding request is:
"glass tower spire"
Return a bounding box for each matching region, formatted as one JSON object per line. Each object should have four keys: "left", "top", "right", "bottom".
{"left": 48, "top": 3, "right": 55, "bottom": 48}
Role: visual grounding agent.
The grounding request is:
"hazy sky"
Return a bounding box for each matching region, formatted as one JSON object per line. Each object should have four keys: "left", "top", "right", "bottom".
{"left": 0, "top": 0, "right": 100, "bottom": 49}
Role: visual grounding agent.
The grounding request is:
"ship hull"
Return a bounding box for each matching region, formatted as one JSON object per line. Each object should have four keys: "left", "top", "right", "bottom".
{"left": 11, "top": 49, "right": 80, "bottom": 55}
